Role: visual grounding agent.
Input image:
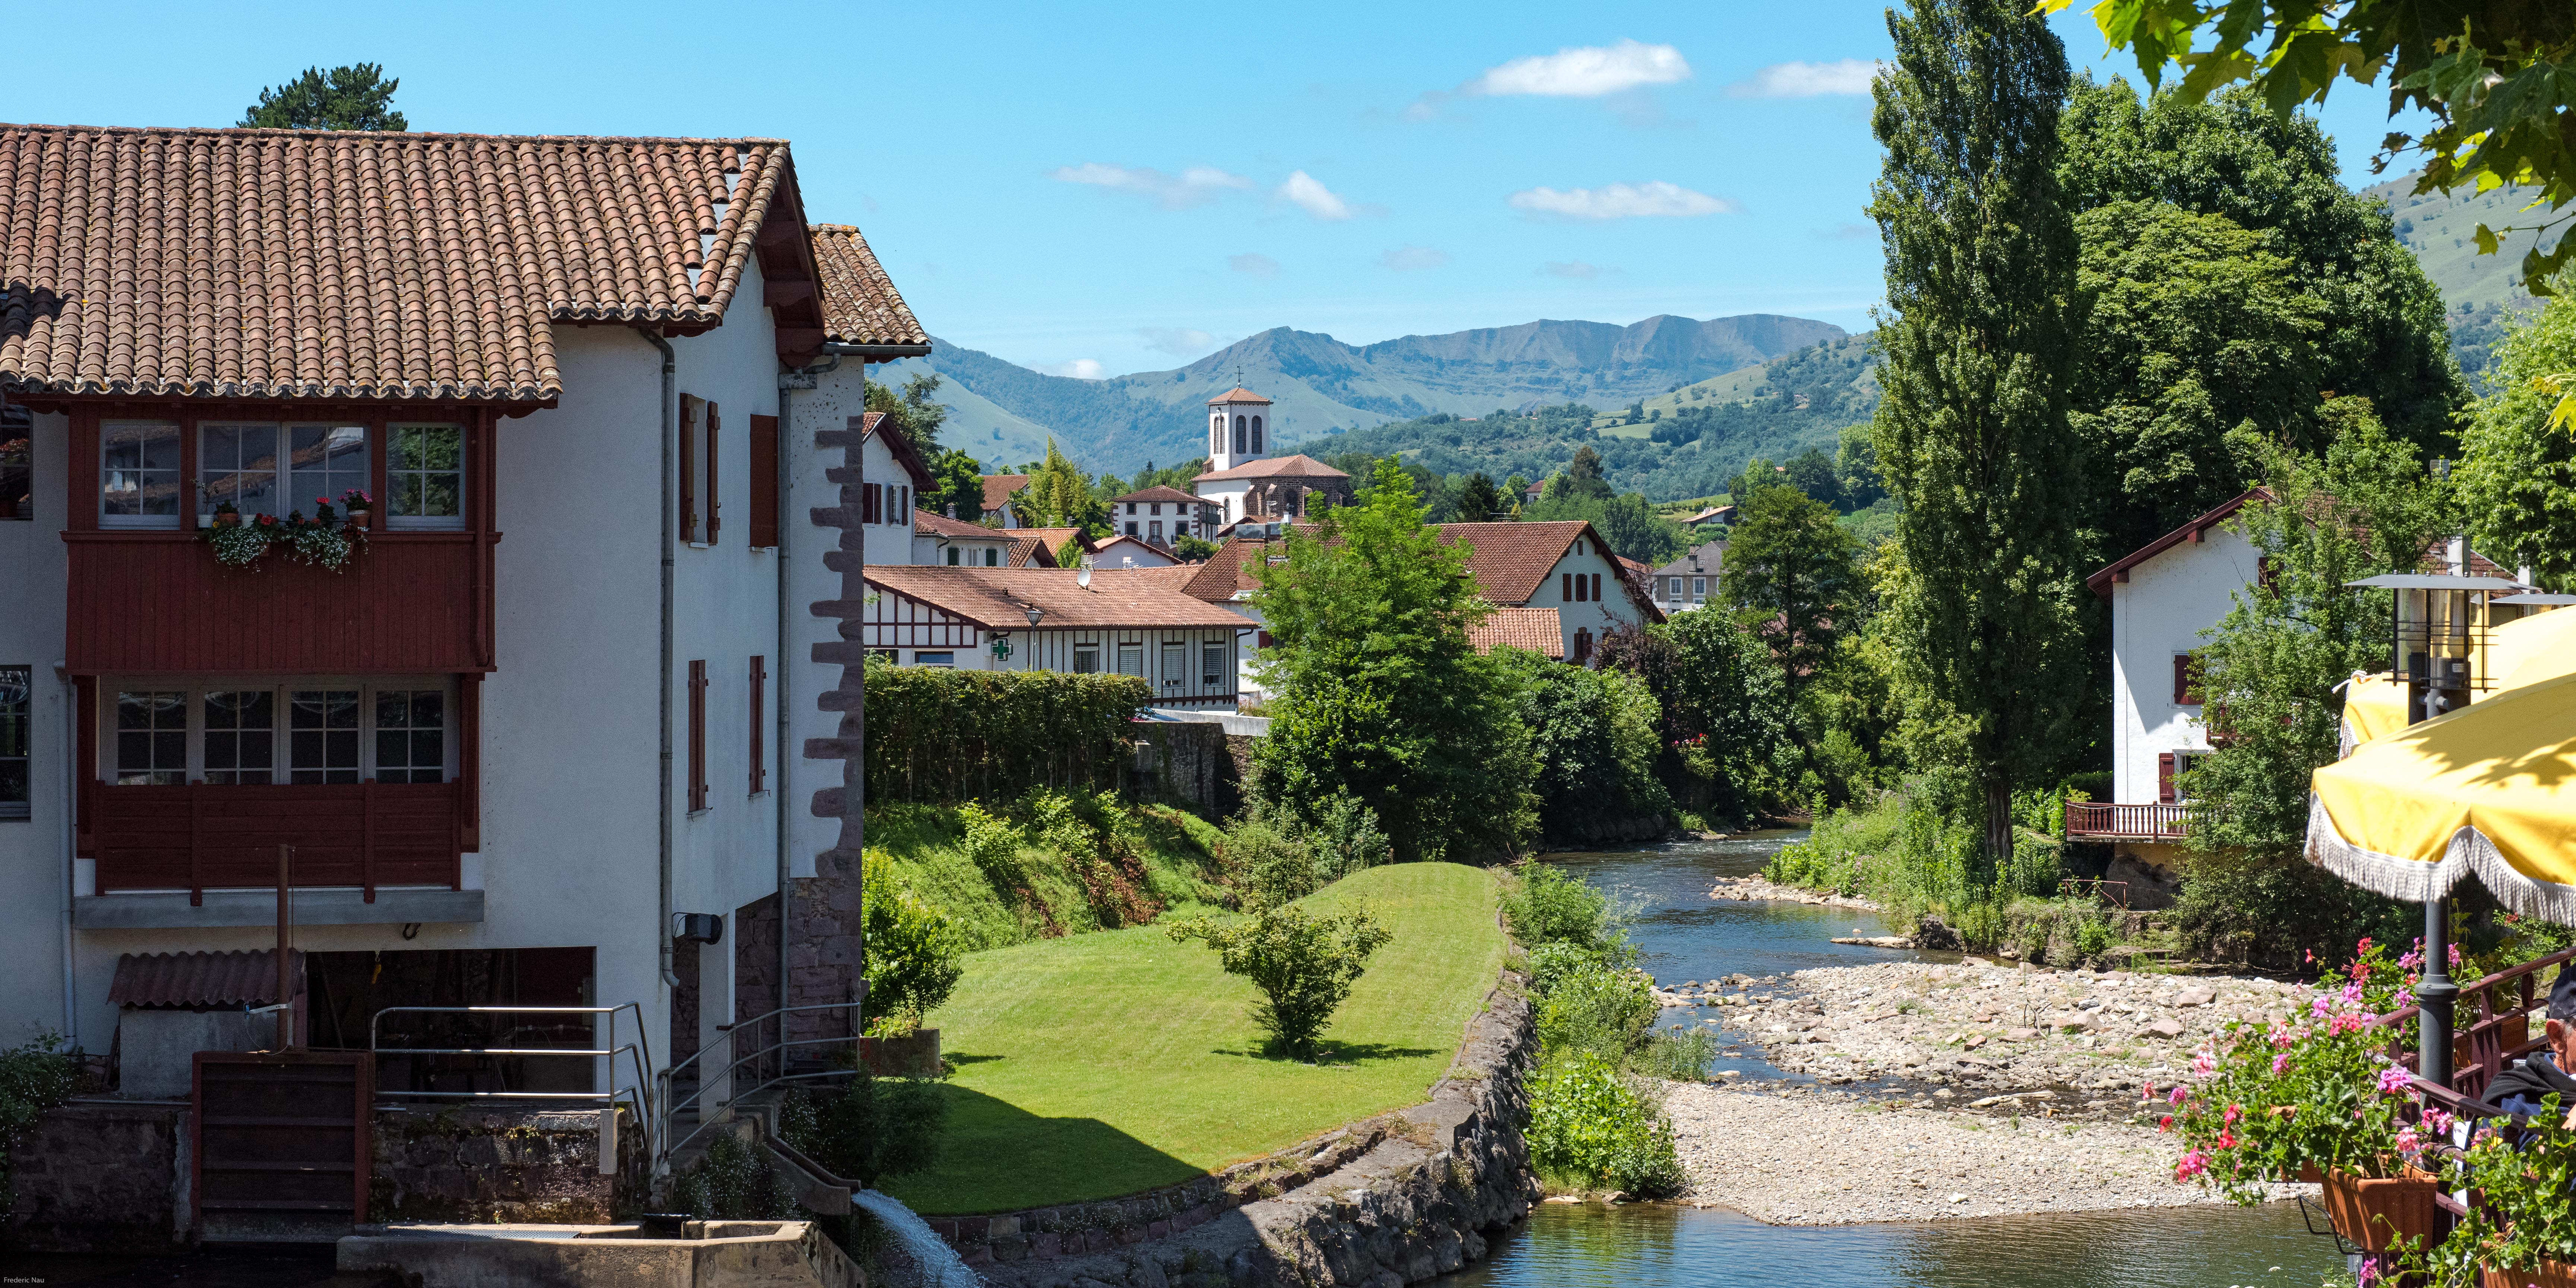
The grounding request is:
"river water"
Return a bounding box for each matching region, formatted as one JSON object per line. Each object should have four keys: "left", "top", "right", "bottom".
{"left": 1435, "top": 833, "right": 2345, "bottom": 1288}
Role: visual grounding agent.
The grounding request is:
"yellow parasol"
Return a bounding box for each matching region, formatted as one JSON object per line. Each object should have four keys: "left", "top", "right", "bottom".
{"left": 2308, "top": 671, "right": 2576, "bottom": 918}
{"left": 2490, "top": 605, "right": 2576, "bottom": 693}
{"left": 2339, "top": 674, "right": 2414, "bottom": 755}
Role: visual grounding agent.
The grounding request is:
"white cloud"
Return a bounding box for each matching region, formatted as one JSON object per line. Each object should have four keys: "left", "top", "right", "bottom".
{"left": 1539, "top": 260, "right": 1608, "bottom": 278}
{"left": 1276, "top": 171, "right": 1354, "bottom": 220}
{"left": 1047, "top": 162, "right": 1254, "bottom": 209}
{"left": 1032, "top": 358, "right": 1106, "bottom": 380}
{"left": 1380, "top": 245, "right": 1449, "bottom": 272}
{"left": 1727, "top": 58, "right": 1878, "bottom": 99}
{"left": 1471, "top": 40, "right": 1691, "bottom": 98}
{"left": 1139, "top": 327, "right": 1224, "bottom": 358}
{"left": 1228, "top": 252, "right": 1281, "bottom": 276}
{"left": 1507, "top": 181, "right": 1736, "bottom": 219}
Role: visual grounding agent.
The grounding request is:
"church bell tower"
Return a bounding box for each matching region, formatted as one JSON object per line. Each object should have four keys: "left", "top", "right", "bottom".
{"left": 1206, "top": 387, "right": 1273, "bottom": 472}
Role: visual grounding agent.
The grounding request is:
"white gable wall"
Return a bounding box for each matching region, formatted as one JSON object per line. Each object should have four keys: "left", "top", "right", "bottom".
{"left": 2108, "top": 529, "right": 2262, "bottom": 804}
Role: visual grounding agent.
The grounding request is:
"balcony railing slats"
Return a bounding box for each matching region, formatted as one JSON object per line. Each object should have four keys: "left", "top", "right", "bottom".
{"left": 95, "top": 781, "right": 462, "bottom": 904}
{"left": 64, "top": 532, "right": 491, "bottom": 674}
{"left": 2064, "top": 801, "right": 2192, "bottom": 839}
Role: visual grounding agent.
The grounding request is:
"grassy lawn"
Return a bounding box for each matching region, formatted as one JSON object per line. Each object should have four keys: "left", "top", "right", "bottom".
{"left": 885, "top": 862, "right": 1504, "bottom": 1215}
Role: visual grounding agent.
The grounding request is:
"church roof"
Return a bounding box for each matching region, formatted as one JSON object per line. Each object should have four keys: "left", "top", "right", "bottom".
{"left": 1193, "top": 453, "right": 1348, "bottom": 482}
{"left": 1208, "top": 387, "right": 1273, "bottom": 405}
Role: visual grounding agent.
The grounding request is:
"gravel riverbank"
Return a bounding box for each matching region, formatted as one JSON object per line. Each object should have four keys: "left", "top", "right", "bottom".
{"left": 1662, "top": 1082, "right": 2311, "bottom": 1224}
{"left": 1706, "top": 875, "right": 1882, "bottom": 911}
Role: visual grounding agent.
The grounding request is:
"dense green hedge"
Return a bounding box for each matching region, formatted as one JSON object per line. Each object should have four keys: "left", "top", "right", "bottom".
{"left": 862, "top": 659, "right": 1152, "bottom": 804}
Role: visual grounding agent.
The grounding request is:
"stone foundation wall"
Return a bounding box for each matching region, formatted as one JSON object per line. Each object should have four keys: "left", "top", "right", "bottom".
{"left": 368, "top": 1107, "right": 647, "bottom": 1224}
{"left": 1131, "top": 722, "right": 1244, "bottom": 817}
{"left": 4, "top": 1100, "right": 187, "bottom": 1252}
{"left": 956, "top": 981, "right": 1539, "bottom": 1287}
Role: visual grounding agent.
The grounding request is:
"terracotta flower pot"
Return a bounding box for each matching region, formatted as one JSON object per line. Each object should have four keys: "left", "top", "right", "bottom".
{"left": 2482, "top": 1259, "right": 2576, "bottom": 1288}
{"left": 2321, "top": 1165, "right": 2440, "bottom": 1252}
{"left": 214, "top": 512, "right": 239, "bottom": 528}
{"left": 347, "top": 509, "right": 370, "bottom": 529}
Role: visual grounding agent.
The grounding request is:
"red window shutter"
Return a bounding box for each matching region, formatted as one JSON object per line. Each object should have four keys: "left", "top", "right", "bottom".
{"left": 2156, "top": 752, "right": 2177, "bottom": 804}
{"left": 1591, "top": 572, "right": 1602, "bottom": 603}
{"left": 863, "top": 482, "right": 880, "bottom": 525}
{"left": 749, "top": 414, "right": 779, "bottom": 548}
{"left": 1562, "top": 572, "right": 1574, "bottom": 601}
{"left": 2173, "top": 654, "right": 2201, "bottom": 706}
{"left": 749, "top": 655, "right": 766, "bottom": 795}
{"left": 679, "top": 397, "right": 700, "bottom": 543}
{"left": 706, "top": 401, "right": 721, "bottom": 543}
{"left": 688, "top": 660, "right": 708, "bottom": 813}
{"left": 1257, "top": 631, "right": 1274, "bottom": 649}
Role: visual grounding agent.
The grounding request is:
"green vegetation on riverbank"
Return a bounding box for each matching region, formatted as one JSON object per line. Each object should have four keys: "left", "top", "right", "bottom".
{"left": 865, "top": 797, "right": 1229, "bottom": 951}
{"left": 887, "top": 862, "right": 1504, "bottom": 1215}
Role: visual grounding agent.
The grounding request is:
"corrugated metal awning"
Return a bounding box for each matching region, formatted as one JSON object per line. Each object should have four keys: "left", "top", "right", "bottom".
{"left": 109, "top": 950, "right": 304, "bottom": 1009}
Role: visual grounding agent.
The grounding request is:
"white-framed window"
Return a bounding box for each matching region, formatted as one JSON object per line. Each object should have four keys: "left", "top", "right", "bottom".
{"left": 1666, "top": 576, "right": 1683, "bottom": 599}
{"left": 1073, "top": 643, "right": 1101, "bottom": 675}
{"left": 198, "top": 423, "right": 369, "bottom": 524}
{"left": 1115, "top": 643, "right": 1145, "bottom": 677}
{"left": 1202, "top": 643, "right": 1225, "bottom": 687}
{"left": 912, "top": 651, "right": 956, "bottom": 668}
{"left": 101, "top": 421, "right": 182, "bottom": 527}
{"left": 1692, "top": 577, "right": 1707, "bottom": 596}
{"left": 1161, "top": 642, "right": 1186, "bottom": 689}
{"left": 108, "top": 680, "right": 454, "bottom": 786}
{"left": 388, "top": 424, "right": 466, "bottom": 529}
{"left": 0, "top": 665, "right": 31, "bottom": 818}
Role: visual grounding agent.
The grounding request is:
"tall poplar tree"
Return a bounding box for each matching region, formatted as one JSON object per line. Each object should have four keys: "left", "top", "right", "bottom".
{"left": 1868, "top": 0, "right": 2088, "bottom": 864}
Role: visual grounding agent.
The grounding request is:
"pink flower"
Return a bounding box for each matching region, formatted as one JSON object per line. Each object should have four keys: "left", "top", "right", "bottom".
{"left": 2451, "top": 943, "right": 2463, "bottom": 968}
{"left": 2422, "top": 1108, "right": 2455, "bottom": 1134}
{"left": 2216, "top": 1130, "right": 2237, "bottom": 1150}
{"left": 2169, "top": 1086, "right": 2189, "bottom": 1105}
{"left": 2272, "top": 1053, "right": 2291, "bottom": 1075}
{"left": 2223, "top": 1104, "right": 2242, "bottom": 1125}
{"left": 2141, "top": 1084, "right": 2157, "bottom": 1101}
{"left": 2311, "top": 995, "right": 2333, "bottom": 1018}
{"left": 2158, "top": 1115, "right": 2174, "bottom": 1132}
{"left": 2377, "top": 1067, "right": 2414, "bottom": 1095}
{"left": 2396, "top": 1128, "right": 2422, "bottom": 1156}
{"left": 2175, "top": 1150, "right": 2209, "bottom": 1182}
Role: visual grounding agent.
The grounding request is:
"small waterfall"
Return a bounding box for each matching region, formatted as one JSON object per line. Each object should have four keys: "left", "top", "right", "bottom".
{"left": 851, "top": 1189, "right": 985, "bottom": 1288}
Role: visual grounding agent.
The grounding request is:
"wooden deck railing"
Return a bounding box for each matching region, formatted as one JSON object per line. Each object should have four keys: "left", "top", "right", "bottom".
{"left": 2372, "top": 944, "right": 2576, "bottom": 1105}
{"left": 91, "top": 781, "right": 464, "bottom": 904}
{"left": 2064, "top": 801, "right": 2192, "bottom": 839}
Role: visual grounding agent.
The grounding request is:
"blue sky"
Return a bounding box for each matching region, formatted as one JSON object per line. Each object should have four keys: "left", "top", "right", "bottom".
{"left": 1, "top": 1, "right": 2418, "bottom": 378}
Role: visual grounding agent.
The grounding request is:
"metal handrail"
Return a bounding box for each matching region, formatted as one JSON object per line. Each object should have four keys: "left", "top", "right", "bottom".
{"left": 656, "top": 999, "right": 865, "bottom": 1166}
{"left": 370, "top": 1003, "right": 659, "bottom": 1160}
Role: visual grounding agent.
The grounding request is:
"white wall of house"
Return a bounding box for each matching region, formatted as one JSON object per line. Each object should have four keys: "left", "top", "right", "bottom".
{"left": 860, "top": 590, "right": 1240, "bottom": 708}
{"left": 0, "top": 408, "right": 74, "bottom": 1045}
{"left": 914, "top": 530, "right": 1013, "bottom": 567}
{"left": 1194, "top": 478, "right": 1254, "bottom": 526}
{"left": 1514, "top": 535, "right": 1648, "bottom": 658}
{"left": 2108, "top": 529, "right": 2262, "bottom": 805}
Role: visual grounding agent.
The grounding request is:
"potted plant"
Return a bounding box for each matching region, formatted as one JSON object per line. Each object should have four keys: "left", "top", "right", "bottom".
{"left": 209, "top": 512, "right": 276, "bottom": 569}
{"left": 2380, "top": 1104, "right": 2576, "bottom": 1286}
{"left": 340, "top": 488, "right": 372, "bottom": 529}
{"left": 212, "top": 500, "right": 240, "bottom": 529}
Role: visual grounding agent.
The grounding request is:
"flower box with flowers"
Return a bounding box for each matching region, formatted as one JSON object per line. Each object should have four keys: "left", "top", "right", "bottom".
{"left": 199, "top": 496, "right": 370, "bottom": 573}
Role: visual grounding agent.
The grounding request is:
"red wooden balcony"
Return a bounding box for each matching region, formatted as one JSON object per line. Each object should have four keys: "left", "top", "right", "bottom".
{"left": 92, "top": 781, "right": 464, "bottom": 902}
{"left": 65, "top": 531, "right": 494, "bottom": 675}
{"left": 2064, "top": 801, "right": 2192, "bottom": 841}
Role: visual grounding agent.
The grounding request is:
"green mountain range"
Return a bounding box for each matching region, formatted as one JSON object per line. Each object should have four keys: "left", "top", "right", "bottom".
{"left": 876, "top": 314, "right": 1847, "bottom": 474}
{"left": 2364, "top": 173, "right": 2565, "bottom": 378}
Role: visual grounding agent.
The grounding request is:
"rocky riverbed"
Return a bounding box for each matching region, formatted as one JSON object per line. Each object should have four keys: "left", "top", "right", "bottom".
{"left": 1706, "top": 875, "right": 1882, "bottom": 911}
{"left": 1661, "top": 1082, "right": 2311, "bottom": 1224}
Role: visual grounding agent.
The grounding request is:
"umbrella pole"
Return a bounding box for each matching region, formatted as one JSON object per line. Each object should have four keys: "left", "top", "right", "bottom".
{"left": 2419, "top": 895, "right": 2457, "bottom": 1089}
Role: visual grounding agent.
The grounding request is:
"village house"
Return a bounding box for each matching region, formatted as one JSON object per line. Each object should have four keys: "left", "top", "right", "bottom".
{"left": 915, "top": 507, "right": 1058, "bottom": 567}
{"left": 1189, "top": 387, "right": 1353, "bottom": 532}
{"left": 978, "top": 473, "right": 1029, "bottom": 526}
{"left": 1091, "top": 532, "right": 1179, "bottom": 568}
{"left": 1651, "top": 540, "right": 1726, "bottom": 614}
{"left": 857, "top": 566, "right": 1247, "bottom": 708}
{"left": 1112, "top": 484, "right": 1213, "bottom": 548}
{"left": 0, "top": 123, "right": 931, "bottom": 1222}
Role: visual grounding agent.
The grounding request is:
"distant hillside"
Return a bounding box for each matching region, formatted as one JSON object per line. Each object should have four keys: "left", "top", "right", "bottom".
{"left": 874, "top": 314, "right": 1848, "bottom": 473}
{"left": 1298, "top": 332, "right": 1882, "bottom": 501}
{"left": 2367, "top": 174, "right": 2565, "bottom": 378}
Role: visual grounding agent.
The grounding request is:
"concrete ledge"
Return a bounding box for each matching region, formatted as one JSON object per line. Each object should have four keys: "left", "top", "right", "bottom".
{"left": 1146, "top": 708, "right": 1270, "bottom": 737}
{"left": 336, "top": 1220, "right": 863, "bottom": 1288}
{"left": 75, "top": 887, "right": 485, "bottom": 929}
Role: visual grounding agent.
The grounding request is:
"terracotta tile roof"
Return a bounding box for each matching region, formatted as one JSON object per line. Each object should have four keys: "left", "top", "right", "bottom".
{"left": 109, "top": 949, "right": 302, "bottom": 1008}
{"left": 981, "top": 474, "right": 1031, "bottom": 512}
{"left": 1006, "top": 532, "right": 1061, "bottom": 568}
{"left": 1013, "top": 527, "right": 1085, "bottom": 564}
{"left": 809, "top": 224, "right": 926, "bottom": 348}
{"left": 1178, "top": 534, "right": 1281, "bottom": 601}
{"left": 1469, "top": 607, "right": 1565, "bottom": 658}
{"left": 0, "top": 123, "right": 813, "bottom": 402}
{"left": 1438, "top": 520, "right": 1663, "bottom": 620}
{"left": 865, "top": 566, "right": 1249, "bottom": 630}
{"left": 1092, "top": 534, "right": 1176, "bottom": 567}
{"left": 1113, "top": 485, "right": 1202, "bottom": 506}
{"left": 915, "top": 509, "right": 1006, "bottom": 539}
{"left": 1209, "top": 387, "right": 1272, "bottom": 405}
{"left": 1193, "top": 453, "right": 1349, "bottom": 482}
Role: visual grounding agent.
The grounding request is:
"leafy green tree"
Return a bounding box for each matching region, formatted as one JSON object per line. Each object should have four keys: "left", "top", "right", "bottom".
{"left": 866, "top": 373, "right": 952, "bottom": 454}
{"left": 1013, "top": 439, "right": 1111, "bottom": 538}
{"left": 2178, "top": 404, "right": 2448, "bottom": 966}
{"left": 1456, "top": 472, "right": 1505, "bottom": 522}
{"left": 1868, "top": 0, "right": 2089, "bottom": 864}
{"left": 861, "top": 855, "right": 965, "bottom": 1026}
{"left": 1172, "top": 532, "right": 1219, "bottom": 562}
{"left": 2056, "top": 78, "right": 2465, "bottom": 467}
{"left": 1782, "top": 447, "right": 1841, "bottom": 508}
{"left": 1251, "top": 461, "right": 1537, "bottom": 860}
{"left": 1718, "top": 482, "right": 1863, "bottom": 705}
{"left": 1605, "top": 613, "right": 1798, "bottom": 823}
{"left": 2068, "top": 200, "right": 2326, "bottom": 555}
{"left": 1522, "top": 491, "right": 1686, "bottom": 564}
{"left": 2459, "top": 284, "right": 2576, "bottom": 589}
{"left": 240, "top": 64, "right": 406, "bottom": 131}
{"left": 1494, "top": 649, "right": 1672, "bottom": 842}
{"left": 1561, "top": 445, "right": 1613, "bottom": 500}
{"left": 920, "top": 447, "right": 986, "bottom": 520}
{"left": 2045, "top": 0, "right": 2576, "bottom": 291}
{"left": 1165, "top": 904, "right": 1393, "bottom": 1059}
{"left": 782, "top": 1070, "right": 947, "bottom": 1190}
{"left": 1834, "top": 423, "right": 1886, "bottom": 511}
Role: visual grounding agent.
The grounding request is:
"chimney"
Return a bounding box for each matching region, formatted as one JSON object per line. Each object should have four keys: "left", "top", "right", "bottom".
{"left": 2447, "top": 536, "right": 2466, "bottom": 577}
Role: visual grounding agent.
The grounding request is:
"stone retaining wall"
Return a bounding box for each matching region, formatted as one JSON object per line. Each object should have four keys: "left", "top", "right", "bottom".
{"left": 953, "top": 981, "right": 1539, "bottom": 1287}
{"left": 4, "top": 1100, "right": 187, "bottom": 1252}
{"left": 369, "top": 1107, "right": 647, "bottom": 1225}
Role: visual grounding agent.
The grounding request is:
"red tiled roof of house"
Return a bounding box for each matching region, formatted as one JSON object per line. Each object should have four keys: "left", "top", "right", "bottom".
{"left": 810, "top": 224, "right": 927, "bottom": 348}
{"left": 864, "top": 566, "right": 1247, "bottom": 630}
{"left": 1437, "top": 520, "right": 1663, "bottom": 620}
{"left": 0, "top": 123, "right": 820, "bottom": 402}
{"left": 1193, "top": 453, "right": 1349, "bottom": 482}
{"left": 915, "top": 509, "right": 1004, "bottom": 540}
{"left": 1468, "top": 608, "right": 1565, "bottom": 658}
{"left": 1113, "top": 485, "right": 1202, "bottom": 506}
{"left": 981, "top": 474, "right": 1031, "bottom": 512}
{"left": 1092, "top": 534, "right": 1176, "bottom": 567}
{"left": 1209, "top": 387, "right": 1272, "bottom": 405}
{"left": 1177, "top": 534, "right": 1278, "bottom": 601}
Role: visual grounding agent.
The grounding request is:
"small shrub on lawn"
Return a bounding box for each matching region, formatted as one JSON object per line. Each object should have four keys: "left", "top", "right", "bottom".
{"left": 863, "top": 854, "right": 966, "bottom": 1031}
{"left": 1308, "top": 793, "right": 1393, "bottom": 879}
{"left": 1224, "top": 816, "right": 1326, "bottom": 912}
{"left": 955, "top": 801, "right": 1024, "bottom": 885}
{"left": 1535, "top": 961, "right": 1659, "bottom": 1064}
{"left": 780, "top": 1070, "right": 949, "bottom": 1190}
{"left": 1167, "top": 904, "right": 1393, "bottom": 1059}
{"left": 671, "top": 1132, "right": 796, "bottom": 1219}
{"left": 1526, "top": 1051, "right": 1684, "bottom": 1196}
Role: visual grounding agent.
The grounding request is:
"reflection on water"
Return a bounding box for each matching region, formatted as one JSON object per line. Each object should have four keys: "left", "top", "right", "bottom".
{"left": 1440, "top": 1201, "right": 2342, "bottom": 1288}
{"left": 1442, "top": 836, "right": 2345, "bottom": 1286}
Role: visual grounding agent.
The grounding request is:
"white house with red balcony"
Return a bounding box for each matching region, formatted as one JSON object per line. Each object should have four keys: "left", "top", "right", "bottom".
{"left": 0, "top": 124, "right": 931, "bottom": 1181}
